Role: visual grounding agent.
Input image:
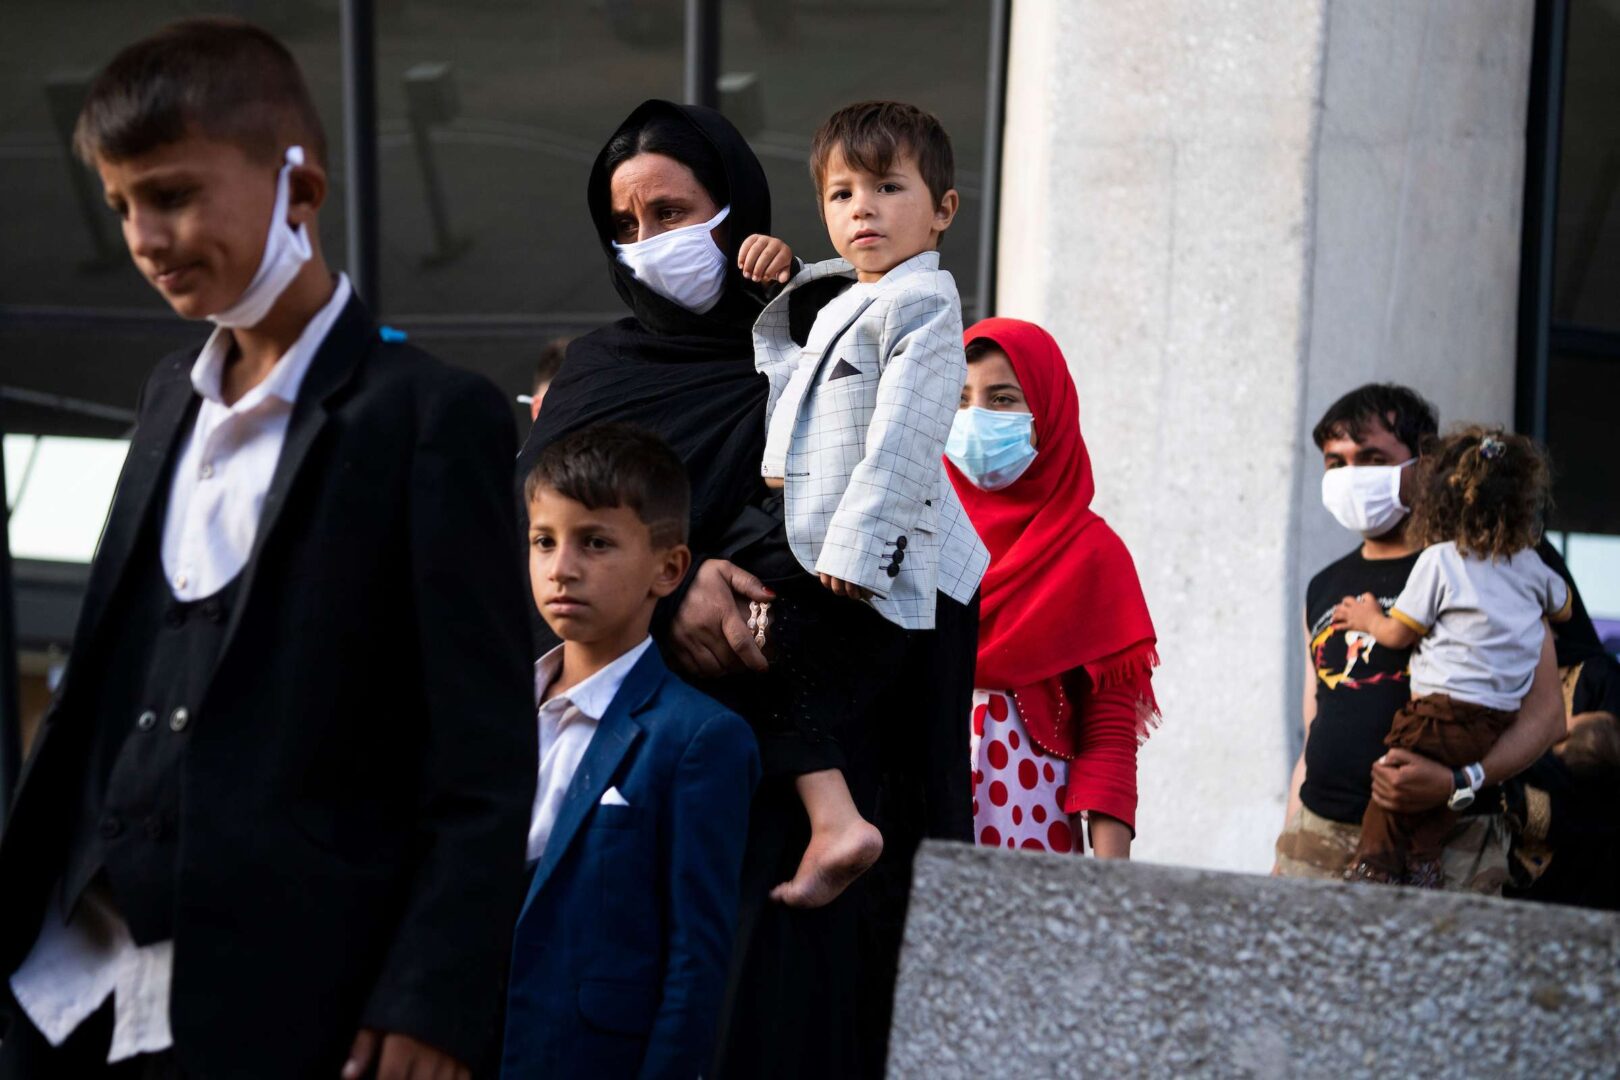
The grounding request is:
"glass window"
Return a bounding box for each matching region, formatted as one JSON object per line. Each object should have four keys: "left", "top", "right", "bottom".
{"left": 718, "top": 0, "right": 991, "bottom": 313}
{"left": 1556, "top": 531, "right": 1620, "bottom": 650}
{"left": 373, "top": 0, "right": 683, "bottom": 407}
{"left": 1552, "top": 0, "right": 1620, "bottom": 332}
{"left": 5, "top": 435, "right": 128, "bottom": 563}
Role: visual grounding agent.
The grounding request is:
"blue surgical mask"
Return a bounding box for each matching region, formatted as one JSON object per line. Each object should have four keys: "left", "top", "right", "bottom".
{"left": 946, "top": 407, "right": 1037, "bottom": 491}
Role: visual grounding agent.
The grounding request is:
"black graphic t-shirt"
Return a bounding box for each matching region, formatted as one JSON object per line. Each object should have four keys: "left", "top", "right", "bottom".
{"left": 1299, "top": 546, "right": 1422, "bottom": 823}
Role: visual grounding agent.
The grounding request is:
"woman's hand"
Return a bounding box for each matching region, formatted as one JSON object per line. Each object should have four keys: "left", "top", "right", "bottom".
{"left": 1087, "top": 813, "right": 1132, "bottom": 859}
{"left": 669, "top": 559, "right": 775, "bottom": 678}
{"left": 738, "top": 234, "right": 794, "bottom": 283}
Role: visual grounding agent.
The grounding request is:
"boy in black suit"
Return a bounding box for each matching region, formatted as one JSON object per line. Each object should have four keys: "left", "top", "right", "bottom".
{"left": 0, "top": 18, "right": 535, "bottom": 1078}
{"left": 504, "top": 425, "right": 758, "bottom": 1077}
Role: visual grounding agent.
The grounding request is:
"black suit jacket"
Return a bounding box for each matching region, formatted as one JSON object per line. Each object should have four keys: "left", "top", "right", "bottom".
{"left": 0, "top": 297, "right": 537, "bottom": 1076}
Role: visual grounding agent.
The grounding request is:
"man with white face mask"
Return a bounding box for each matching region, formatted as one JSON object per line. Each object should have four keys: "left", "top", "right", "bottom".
{"left": 1274, "top": 384, "right": 1565, "bottom": 893}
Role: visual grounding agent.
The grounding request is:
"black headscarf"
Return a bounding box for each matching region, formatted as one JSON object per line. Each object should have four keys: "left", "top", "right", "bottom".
{"left": 516, "top": 100, "right": 772, "bottom": 556}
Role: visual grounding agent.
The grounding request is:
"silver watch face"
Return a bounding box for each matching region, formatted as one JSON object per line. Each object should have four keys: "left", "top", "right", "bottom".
{"left": 1448, "top": 788, "right": 1476, "bottom": 811}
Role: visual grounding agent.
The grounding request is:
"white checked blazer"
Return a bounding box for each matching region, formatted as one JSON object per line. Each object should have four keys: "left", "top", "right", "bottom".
{"left": 754, "top": 251, "right": 989, "bottom": 630}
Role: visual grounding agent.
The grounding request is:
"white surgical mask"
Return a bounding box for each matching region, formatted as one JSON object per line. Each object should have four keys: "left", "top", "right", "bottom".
{"left": 209, "top": 146, "right": 314, "bottom": 329}
{"left": 1320, "top": 461, "right": 1413, "bottom": 537}
{"left": 613, "top": 204, "right": 730, "bottom": 314}
{"left": 946, "top": 407, "right": 1037, "bottom": 491}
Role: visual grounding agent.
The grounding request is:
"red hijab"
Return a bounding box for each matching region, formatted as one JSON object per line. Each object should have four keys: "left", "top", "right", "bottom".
{"left": 947, "top": 318, "right": 1158, "bottom": 758}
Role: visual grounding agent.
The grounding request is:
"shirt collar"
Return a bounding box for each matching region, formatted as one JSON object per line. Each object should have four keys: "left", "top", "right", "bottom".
{"left": 533, "top": 636, "right": 655, "bottom": 721}
{"left": 190, "top": 273, "right": 353, "bottom": 408}
{"left": 877, "top": 250, "right": 939, "bottom": 287}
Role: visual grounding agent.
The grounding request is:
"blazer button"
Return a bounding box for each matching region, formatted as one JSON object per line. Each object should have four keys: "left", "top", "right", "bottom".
{"left": 886, "top": 564, "right": 901, "bottom": 579}
{"left": 895, "top": 536, "right": 907, "bottom": 550}
{"left": 892, "top": 549, "right": 905, "bottom": 565}
{"left": 136, "top": 710, "right": 158, "bottom": 732}
{"left": 100, "top": 815, "right": 123, "bottom": 839}
{"left": 169, "top": 707, "right": 190, "bottom": 732}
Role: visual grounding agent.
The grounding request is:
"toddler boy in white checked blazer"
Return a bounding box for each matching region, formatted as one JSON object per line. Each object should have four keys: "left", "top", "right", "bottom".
{"left": 735, "top": 101, "right": 989, "bottom": 908}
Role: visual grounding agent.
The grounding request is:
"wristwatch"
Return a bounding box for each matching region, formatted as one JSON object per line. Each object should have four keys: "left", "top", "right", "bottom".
{"left": 1446, "top": 762, "right": 1486, "bottom": 811}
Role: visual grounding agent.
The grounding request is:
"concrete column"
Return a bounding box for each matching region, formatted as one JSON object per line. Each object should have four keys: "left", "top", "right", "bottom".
{"left": 996, "top": 0, "right": 1534, "bottom": 873}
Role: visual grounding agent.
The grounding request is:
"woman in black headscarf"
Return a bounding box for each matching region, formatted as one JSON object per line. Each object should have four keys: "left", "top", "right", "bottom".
{"left": 519, "top": 101, "right": 773, "bottom": 575}
{"left": 518, "top": 100, "right": 975, "bottom": 1079}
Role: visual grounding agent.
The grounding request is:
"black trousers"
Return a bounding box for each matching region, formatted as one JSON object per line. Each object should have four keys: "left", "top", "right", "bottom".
{"left": 701, "top": 568, "right": 910, "bottom": 778}
{"left": 711, "top": 591, "right": 978, "bottom": 1080}
{"left": 0, "top": 986, "right": 180, "bottom": 1080}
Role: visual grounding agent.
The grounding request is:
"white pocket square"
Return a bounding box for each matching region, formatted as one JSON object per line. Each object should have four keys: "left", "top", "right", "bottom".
{"left": 600, "top": 786, "right": 629, "bottom": 807}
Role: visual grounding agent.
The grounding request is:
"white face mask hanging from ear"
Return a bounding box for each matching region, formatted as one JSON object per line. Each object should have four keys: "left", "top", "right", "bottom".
{"left": 1320, "top": 460, "right": 1414, "bottom": 538}
{"left": 208, "top": 145, "right": 314, "bottom": 329}
{"left": 613, "top": 204, "right": 730, "bottom": 314}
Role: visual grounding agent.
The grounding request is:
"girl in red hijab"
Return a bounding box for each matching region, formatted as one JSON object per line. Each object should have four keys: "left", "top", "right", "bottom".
{"left": 946, "top": 318, "right": 1160, "bottom": 857}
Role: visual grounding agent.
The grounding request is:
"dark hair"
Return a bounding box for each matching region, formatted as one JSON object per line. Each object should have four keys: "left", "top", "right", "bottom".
{"left": 74, "top": 17, "right": 327, "bottom": 167}
{"left": 809, "top": 101, "right": 955, "bottom": 210}
{"left": 1560, "top": 714, "right": 1620, "bottom": 783}
{"left": 1311, "top": 383, "right": 1439, "bottom": 455}
{"left": 965, "top": 337, "right": 1001, "bottom": 363}
{"left": 523, "top": 423, "right": 690, "bottom": 547}
{"left": 1407, "top": 425, "right": 1552, "bottom": 560}
{"left": 602, "top": 115, "right": 729, "bottom": 209}
{"left": 533, "top": 337, "right": 571, "bottom": 395}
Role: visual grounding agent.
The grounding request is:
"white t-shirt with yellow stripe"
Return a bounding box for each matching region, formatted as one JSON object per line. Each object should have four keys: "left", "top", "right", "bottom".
{"left": 1392, "top": 541, "right": 1572, "bottom": 712}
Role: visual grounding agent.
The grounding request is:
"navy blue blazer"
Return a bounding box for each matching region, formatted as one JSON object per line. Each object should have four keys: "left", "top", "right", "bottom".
{"left": 501, "top": 645, "right": 760, "bottom": 1079}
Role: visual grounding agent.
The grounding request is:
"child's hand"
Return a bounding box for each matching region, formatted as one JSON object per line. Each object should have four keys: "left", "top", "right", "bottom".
{"left": 1332, "top": 592, "right": 1382, "bottom": 632}
{"left": 819, "top": 573, "right": 871, "bottom": 601}
{"left": 739, "top": 234, "right": 794, "bottom": 284}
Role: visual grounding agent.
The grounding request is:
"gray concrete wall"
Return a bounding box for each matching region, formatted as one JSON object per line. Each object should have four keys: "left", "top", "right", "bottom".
{"left": 996, "top": 0, "right": 1535, "bottom": 872}
{"left": 888, "top": 842, "right": 1620, "bottom": 1078}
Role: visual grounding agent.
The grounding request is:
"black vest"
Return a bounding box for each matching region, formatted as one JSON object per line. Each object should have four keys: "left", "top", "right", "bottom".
{"left": 60, "top": 477, "right": 241, "bottom": 946}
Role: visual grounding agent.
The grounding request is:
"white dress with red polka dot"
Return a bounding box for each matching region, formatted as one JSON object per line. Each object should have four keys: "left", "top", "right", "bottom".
{"left": 970, "top": 689, "right": 1081, "bottom": 854}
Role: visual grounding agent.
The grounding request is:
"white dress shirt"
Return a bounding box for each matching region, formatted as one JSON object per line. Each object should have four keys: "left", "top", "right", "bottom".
{"left": 161, "top": 274, "right": 352, "bottom": 599}
{"left": 10, "top": 885, "right": 174, "bottom": 1062}
{"left": 527, "top": 637, "right": 654, "bottom": 862}
{"left": 9, "top": 275, "right": 352, "bottom": 1061}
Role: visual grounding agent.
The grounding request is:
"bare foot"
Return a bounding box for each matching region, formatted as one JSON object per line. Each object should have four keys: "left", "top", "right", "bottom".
{"left": 769, "top": 819, "right": 884, "bottom": 908}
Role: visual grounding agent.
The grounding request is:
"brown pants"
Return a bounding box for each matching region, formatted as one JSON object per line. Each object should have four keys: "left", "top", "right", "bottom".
{"left": 1353, "top": 693, "right": 1515, "bottom": 886}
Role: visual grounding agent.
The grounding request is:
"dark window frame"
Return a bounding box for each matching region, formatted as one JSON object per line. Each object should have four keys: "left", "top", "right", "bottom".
{"left": 1518, "top": 0, "right": 1620, "bottom": 442}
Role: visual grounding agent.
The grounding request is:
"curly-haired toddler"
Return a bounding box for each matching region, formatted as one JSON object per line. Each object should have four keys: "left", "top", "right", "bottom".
{"left": 1333, "top": 426, "right": 1572, "bottom": 886}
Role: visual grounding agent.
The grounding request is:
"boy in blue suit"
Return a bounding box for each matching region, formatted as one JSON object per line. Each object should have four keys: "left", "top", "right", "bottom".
{"left": 504, "top": 424, "right": 760, "bottom": 1079}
